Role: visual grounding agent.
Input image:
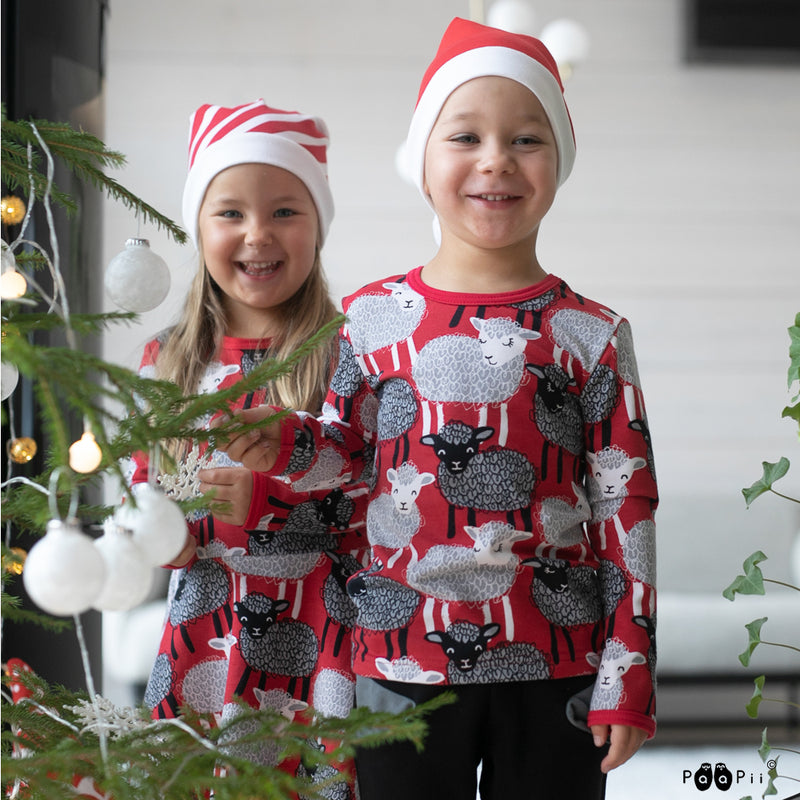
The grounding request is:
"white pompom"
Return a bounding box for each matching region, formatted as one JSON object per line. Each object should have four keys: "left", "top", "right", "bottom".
{"left": 23, "top": 519, "right": 107, "bottom": 616}
{"left": 487, "top": 0, "right": 537, "bottom": 34}
{"left": 104, "top": 238, "right": 170, "bottom": 312}
{"left": 92, "top": 521, "right": 154, "bottom": 611}
{"left": 114, "top": 484, "right": 188, "bottom": 567}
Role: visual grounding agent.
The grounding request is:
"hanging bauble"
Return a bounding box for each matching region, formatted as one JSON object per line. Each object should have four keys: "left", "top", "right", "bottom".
{"left": 104, "top": 238, "right": 171, "bottom": 312}
{"left": 114, "top": 484, "right": 188, "bottom": 567}
{"left": 92, "top": 520, "right": 154, "bottom": 612}
{"left": 0, "top": 195, "right": 27, "bottom": 226}
{"left": 23, "top": 518, "right": 107, "bottom": 616}
{"left": 3, "top": 546, "right": 26, "bottom": 575}
{"left": 69, "top": 431, "right": 103, "bottom": 473}
{"left": 7, "top": 436, "right": 37, "bottom": 464}
{"left": 486, "top": 0, "right": 537, "bottom": 34}
{"left": 1, "top": 360, "right": 19, "bottom": 401}
{"left": 1, "top": 240, "right": 16, "bottom": 270}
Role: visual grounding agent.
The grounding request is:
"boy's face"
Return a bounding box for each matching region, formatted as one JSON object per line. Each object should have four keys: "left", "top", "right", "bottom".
{"left": 423, "top": 76, "right": 559, "bottom": 256}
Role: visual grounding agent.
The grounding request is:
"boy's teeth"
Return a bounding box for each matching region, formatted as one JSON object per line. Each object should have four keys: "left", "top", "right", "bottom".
{"left": 480, "top": 194, "right": 513, "bottom": 201}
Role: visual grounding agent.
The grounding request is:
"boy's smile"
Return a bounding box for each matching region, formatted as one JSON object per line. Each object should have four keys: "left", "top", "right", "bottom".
{"left": 422, "top": 76, "right": 558, "bottom": 288}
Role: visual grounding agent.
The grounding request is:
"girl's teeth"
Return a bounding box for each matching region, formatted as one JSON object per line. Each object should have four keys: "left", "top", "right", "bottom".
{"left": 241, "top": 261, "right": 279, "bottom": 275}
{"left": 480, "top": 194, "right": 513, "bottom": 201}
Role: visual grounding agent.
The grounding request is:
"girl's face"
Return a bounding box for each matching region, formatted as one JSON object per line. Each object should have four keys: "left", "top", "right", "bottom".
{"left": 198, "top": 163, "right": 319, "bottom": 337}
{"left": 423, "top": 76, "right": 559, "bottom": 260}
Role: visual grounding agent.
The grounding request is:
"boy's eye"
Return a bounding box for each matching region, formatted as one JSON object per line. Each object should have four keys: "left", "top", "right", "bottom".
{"left": 274, "top": 208, "right": 297, "bottom": 218}
{"left": 220, "top": 209, "right": 242, "bottom": 219}
{"left": 514, "top": 136, "right": 542, "bottom": 146}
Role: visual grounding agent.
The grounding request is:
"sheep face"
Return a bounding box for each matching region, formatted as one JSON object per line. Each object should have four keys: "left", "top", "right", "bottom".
{"left": 425, "top": 622, "right": 500, "bottom": 674}
{"left": 235, "top": 597, "right": 289, "bottom": 639}
{"left": 420, "top": 423, "right": 493, "bottom": 475}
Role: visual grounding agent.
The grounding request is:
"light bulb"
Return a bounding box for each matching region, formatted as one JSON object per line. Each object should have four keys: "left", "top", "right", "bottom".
{"left": 69, "top": 431, "right": 103, "bottom": 473}
{"left": 104, "top": 238, "right": 171, "bottom": 312}
{"left": 0, "top": 195, "right": 27, "bottom": 226}
{"left": 23, "top": 518, "right": 106, "bottom": 616}
{"left": 0, "top": 268, "right": 28, "bottom": 299}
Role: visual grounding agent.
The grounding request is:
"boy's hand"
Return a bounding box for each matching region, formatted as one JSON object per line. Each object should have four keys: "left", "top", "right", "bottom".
{"left": 590, "top": 724, "right": 648, "bottom": 773}
{"left": 211, "top": 406, "right": 282, "bottom": 472}
{"left": 197, "top": 466, "right": 253, "bottom": 526}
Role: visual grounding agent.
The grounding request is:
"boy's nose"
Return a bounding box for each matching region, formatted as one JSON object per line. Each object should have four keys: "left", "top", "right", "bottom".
{"left": 477, "top": 143, "right": 515, "bottom": 174}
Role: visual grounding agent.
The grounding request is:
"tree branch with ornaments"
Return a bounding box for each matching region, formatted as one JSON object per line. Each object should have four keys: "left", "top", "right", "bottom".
{"left": 0, "top": 108, "right": 443, "bottom": 799}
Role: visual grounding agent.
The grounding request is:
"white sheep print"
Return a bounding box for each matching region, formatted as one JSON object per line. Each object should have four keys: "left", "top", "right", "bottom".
{"left": 275, "top": 268, "right": 659, "bottom": 738}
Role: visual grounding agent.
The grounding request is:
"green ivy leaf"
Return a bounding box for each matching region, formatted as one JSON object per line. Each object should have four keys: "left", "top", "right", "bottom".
{"left": 787, "top": 312, "right": 800, "bottom": 390}
{"left": 745, "top": 675, "right": 766, "bottom": 718}
{"left": 742, "top": 459, "right": 790, "bottom": 508}
{"left": 723, "top": 551, "right": 768, "bottom": 600}
{"left": 781, "top": 403, "right": 800, "bottom": 424}
{"left": 739, "top": 618, "right": 768, "bottom": 667}
{"left": 764, "top": 754, "right": 779, "bottom": 796}
{"left": 758, "top": 727, "right": 771, "bottom": 762}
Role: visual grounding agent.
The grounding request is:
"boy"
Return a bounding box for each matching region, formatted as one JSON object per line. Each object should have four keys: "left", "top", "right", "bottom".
{"left": 220, "top": 18, "right": 658, "bottom": 800}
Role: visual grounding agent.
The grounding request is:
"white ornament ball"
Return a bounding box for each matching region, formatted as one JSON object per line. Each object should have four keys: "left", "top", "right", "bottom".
{"left": 487, "top": 0, "right": 537, "bottom": 34}
{"left": 105, "top": 238, "right": 171, "bottom": 312}
{"left": 23, "top": 519, "right": 107, "bottom": 616}
{"left": 1, "top": 360, "right": 19, "bottom": 401}
{"left": 540, "top": 18, "right": 590, "bottom": 67}
{"left": 92, "top": 522, "right": 154, "bottom": 611}
{"left": 115, "top": 484, "right": 188, "bottom": 567}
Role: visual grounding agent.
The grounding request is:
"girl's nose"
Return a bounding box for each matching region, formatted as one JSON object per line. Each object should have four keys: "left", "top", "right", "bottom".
{"left": 245, "top": 220, "right": 273, "bottom": 246}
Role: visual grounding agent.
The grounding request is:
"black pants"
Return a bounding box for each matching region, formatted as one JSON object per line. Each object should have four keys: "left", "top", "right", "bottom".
{"left": 354, "top": 675, "right": 607, "bottom": 800}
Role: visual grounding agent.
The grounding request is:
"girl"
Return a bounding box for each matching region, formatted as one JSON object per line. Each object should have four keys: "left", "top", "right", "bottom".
{"left": 218, "top": 20, "right": 658, "bottom": 800}
{"left": 131, "top": 100, "right": 367, "bottom": 795}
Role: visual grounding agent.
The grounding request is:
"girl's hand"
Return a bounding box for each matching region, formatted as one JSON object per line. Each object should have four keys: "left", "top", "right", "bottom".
{"left": 166, "top": 533, "right": 197, "bottom": 568}
{"left": 211, "top": 406, "right": 282, "bottom": 472}
{"left": 590, "top": 724, "right": 648, "bottom": 773}
{"left": 197, "top": 466, "right": 253, "bottom": 526}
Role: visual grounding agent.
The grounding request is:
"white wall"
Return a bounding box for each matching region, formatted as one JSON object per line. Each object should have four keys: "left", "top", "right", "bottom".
{"left": 102, "top": 0, "right": 800, "bottom": 593}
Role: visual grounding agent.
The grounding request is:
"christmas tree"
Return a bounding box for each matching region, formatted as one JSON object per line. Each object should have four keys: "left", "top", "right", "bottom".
{"left": 0, "top": 111, "right": 444, "bottom": 799}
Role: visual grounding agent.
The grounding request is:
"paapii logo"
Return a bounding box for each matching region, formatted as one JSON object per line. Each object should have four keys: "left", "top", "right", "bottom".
{"left": 682, "top": 760, "right": 776, "bottom": 792}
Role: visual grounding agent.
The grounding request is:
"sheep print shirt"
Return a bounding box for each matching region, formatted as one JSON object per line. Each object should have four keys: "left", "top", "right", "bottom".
{"left": 129, "top": 334, "right": 368, "bottom": 785}
{"left": 269, "top": 269, "right": 659, "bottom": 738}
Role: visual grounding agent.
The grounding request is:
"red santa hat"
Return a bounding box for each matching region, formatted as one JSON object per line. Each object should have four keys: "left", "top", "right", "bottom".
{"left": 181, "top": 99, "right": 335, "bottom": 247}
{"left": 405, "top": 17, "right": 576, "bottom": 197}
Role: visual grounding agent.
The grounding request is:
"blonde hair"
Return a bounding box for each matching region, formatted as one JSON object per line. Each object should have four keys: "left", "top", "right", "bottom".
{"left": 155, "top": 246, "right": 338, "bottom": 417}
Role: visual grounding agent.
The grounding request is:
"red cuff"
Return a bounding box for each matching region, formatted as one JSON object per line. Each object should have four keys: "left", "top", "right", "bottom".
{"left": 244, "top": 471, "right": 271, "bottom": 530}
{"left": 586, "top": 709, "right": 656, "bottom": 739}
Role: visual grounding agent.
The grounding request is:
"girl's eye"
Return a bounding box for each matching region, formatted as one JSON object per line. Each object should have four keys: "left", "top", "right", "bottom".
{"left": 515, "top": 136, "right": 542, "bottom": 146}
{"left": 274, "top": 208, "right": 296, "bottom": 218}
{"left": 220, "top": 209, "right": 242, "bottom": 219}
{"left": 451, "top": 133, "right": 478, "bottom": 144}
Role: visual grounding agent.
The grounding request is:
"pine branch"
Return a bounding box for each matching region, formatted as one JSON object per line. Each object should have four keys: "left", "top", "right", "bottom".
{"left": 1, "top": 112, "right": 186, "bottom": 244}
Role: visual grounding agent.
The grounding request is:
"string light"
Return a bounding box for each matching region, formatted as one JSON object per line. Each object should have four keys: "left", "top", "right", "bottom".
{"left": 0, "top": 195, "right": 26, "bottom": 226}
{"left": 7, "top": 436, "right": 37, "bottom": 464}
{"left": 69, "top": 430, "right": 103, "bottom": 473}
{"left": 3, "top": 547, "right": 26, "bottom": 575}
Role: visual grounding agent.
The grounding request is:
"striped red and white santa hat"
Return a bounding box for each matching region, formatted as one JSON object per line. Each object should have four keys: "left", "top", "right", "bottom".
{"left": 405, "top": 17, "right": 576, "bottom": 198}
{"left": 182, "top": 99, "right": 335, "bottom": 247}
